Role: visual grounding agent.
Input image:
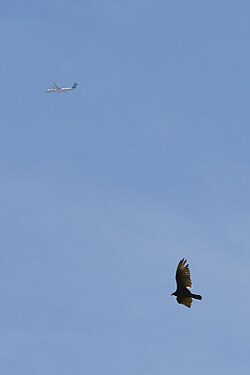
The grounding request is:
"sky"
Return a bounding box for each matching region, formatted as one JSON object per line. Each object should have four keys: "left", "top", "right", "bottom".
{"left": 0, "top": 0, "right": 250, "bottom": 374}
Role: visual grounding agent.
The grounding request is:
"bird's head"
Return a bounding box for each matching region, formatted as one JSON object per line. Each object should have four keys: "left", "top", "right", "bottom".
{"left": 171, "top": 291, "right": 177, "bottom": 296}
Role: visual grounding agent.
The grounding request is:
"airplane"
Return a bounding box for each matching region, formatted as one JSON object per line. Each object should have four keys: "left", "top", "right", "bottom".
{"left": 46, "top": 82, "right": 78, "bottom": 93}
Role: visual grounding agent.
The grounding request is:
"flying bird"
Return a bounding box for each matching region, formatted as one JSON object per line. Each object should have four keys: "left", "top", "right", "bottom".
{"left": 171, "top": 258, "right": 202, "bottom": 308}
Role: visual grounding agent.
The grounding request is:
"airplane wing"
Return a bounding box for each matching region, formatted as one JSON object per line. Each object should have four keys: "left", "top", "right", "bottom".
{"left": 53, "top": 83, "right": 61, "bottom": 89}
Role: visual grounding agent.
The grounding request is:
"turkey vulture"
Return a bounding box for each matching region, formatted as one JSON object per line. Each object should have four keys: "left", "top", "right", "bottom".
{"left": 171, "top": 258, "right": 202, "bottom": 308}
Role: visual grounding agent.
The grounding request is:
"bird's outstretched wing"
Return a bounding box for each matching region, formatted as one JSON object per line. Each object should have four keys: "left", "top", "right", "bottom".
{"left": 177, "top": 296, "right": 192, "bottom": 308}
{"left": 175, "top": 258, "right": 192, "bottom": 289}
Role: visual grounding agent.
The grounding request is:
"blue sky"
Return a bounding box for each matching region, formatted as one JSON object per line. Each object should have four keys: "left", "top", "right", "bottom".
{"left": 1, "top": 1, "right": 250, "bottom": 374}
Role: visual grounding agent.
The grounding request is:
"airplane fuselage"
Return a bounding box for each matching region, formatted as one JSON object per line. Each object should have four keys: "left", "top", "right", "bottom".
{"left": 47, "top": 87, "right": 75, "bottom": 93}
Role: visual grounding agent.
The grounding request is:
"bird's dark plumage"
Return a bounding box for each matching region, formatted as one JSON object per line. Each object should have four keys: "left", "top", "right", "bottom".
{"left": 171, "top": 258, "right": 202, "bottom": 308}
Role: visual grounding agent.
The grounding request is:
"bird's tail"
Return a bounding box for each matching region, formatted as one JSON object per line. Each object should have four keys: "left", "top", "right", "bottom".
{"left": 191, "top": 293, "right": 202, "bottom": 300}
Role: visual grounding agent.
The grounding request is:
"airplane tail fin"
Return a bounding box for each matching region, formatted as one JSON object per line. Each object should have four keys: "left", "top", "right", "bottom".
{"left": 72, "top": 82, "right": 78, "bottom": 89}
